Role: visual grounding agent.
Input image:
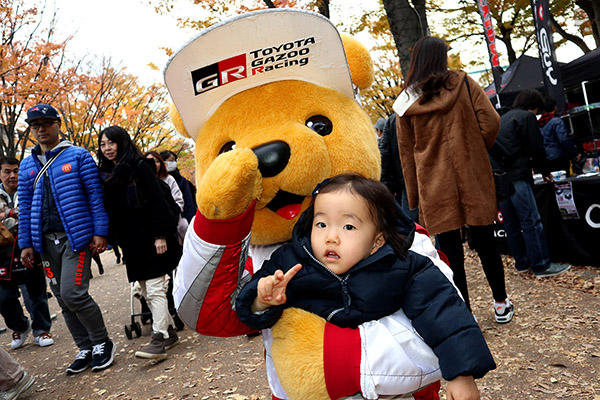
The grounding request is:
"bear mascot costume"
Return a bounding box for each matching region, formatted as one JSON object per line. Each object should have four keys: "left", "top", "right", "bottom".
{"left": 165, "top": 9, "right": 450, "bottom": 400}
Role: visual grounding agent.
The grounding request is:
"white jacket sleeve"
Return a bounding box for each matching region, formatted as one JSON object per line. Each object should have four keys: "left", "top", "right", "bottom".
{"left": 164, "top": 174, "right": 184, "bottom": 212}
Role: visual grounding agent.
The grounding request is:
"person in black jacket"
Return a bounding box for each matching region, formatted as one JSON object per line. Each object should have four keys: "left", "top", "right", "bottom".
{"left": 378, "top": 113, "right": 418, "bottom": 221}
{"left": 236, "top": 174, "right": 495, "bottom": 399}
{"left": 159, "top": 150, "right": 197, "bottom": 223}
{"left": 98, "top": 126, "right": 181, "bottom": 360}
{"left": 492, "top": 90, "right": 570, "bottom": 278}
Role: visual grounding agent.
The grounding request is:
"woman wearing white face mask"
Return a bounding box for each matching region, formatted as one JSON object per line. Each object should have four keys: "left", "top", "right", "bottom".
{"left": 165, "top": 160, "right": 177, "bottom": 173}
{"left": 160, "top": 151, "right": 197, "bottom": 224}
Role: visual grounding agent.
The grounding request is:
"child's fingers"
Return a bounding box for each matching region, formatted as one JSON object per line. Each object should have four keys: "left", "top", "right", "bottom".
{"left": 258, "top": 277, "right": 274, "bottom": 302}
{"left": 275, "top": 293, "right": 286, "bottom": 304}
{"left": 281, "top": 263, "right": 302, "bottom": 285}
{"left": 274, "top": 269, "right": 285, "bottom": 282}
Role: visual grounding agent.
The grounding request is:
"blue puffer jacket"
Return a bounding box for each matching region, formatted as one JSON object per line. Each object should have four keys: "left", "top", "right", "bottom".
{"left": 18, "top": 143, "right": 109, "bottom": 253}
{"left": 541, "top": 117, "right": 578, "bottom": 161}
{"left": 236, "top": 203, "right": 496, "bottom": 381}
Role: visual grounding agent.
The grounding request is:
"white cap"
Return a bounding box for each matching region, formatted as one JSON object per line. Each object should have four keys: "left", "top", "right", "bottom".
{"left": 164, "top": 9, "right": 354, "bottom": 139}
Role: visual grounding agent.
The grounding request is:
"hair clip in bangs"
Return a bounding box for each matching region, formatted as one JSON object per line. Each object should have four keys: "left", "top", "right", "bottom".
{"left": 312, "top": 178, "right": 331, "bottom": 198}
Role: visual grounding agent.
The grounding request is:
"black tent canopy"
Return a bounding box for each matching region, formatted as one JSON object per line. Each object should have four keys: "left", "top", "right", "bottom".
{"left": 484, "top": 55, "right": 548, "bottom": 97}
{"left": 561, "top": 47, "right": 600, "bottom": 88}
{"left": 484, "top": 48, "right": 600, "bottom": 101}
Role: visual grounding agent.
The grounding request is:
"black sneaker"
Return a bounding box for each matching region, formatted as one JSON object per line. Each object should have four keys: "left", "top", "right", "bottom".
{"left": 494, "top": 299, "right": 514, "bottom": 324}
{"left": 66, "top": 349, "right": 92, "bottom": 375}
{"left": 91, "top": 340, "right": 116, "bottom": 372}
{"left": 533, "top": 263, "right": 570, "bottom": 278}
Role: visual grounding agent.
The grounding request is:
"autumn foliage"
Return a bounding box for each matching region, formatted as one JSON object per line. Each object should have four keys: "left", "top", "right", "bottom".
{"left": 0, "top": 0, "right": 182, "bottom": 161}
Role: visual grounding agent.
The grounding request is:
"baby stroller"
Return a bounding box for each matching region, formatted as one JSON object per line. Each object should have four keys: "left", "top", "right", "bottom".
{"left": 124, "top": 273, "right": 185, "bottom": 340}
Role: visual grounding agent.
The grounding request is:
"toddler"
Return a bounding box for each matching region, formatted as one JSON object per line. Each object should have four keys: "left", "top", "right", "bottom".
{"left": 236, "top": 173, "right": 495, "bottom": 399}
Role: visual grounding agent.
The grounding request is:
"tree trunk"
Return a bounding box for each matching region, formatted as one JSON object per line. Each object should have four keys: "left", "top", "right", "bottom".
{"left": 317, "top": 0, "right": 330, "bottom": 18}
{"left": 576, "top": 0, "right": 600, "bottom": 47}
{"left": 550, "top": 13, "right": 591, "bottom": 53}
{"left": 497, "top": 23, "right": 517, "bottom": 64}
{"left": 382, "top": 0, "right": 429, "bottom": 78}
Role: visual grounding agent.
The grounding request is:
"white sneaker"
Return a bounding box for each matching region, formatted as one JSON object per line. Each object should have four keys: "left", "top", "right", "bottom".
{"left": 494, "top": 299, "right": 514, "bottom": 324}
{"left": 10, "top": 326, "right": 31, "bottom": 349}
{"left": 34, "top": 332, "right": 54, "bottom": 347}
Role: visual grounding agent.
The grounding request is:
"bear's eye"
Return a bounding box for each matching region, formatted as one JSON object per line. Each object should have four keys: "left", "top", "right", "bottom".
{"left": 305, "top": 115, "right": 332, "bottom": 136}
{"left": 218, "top": 141, "right": 236, "bottom": 154}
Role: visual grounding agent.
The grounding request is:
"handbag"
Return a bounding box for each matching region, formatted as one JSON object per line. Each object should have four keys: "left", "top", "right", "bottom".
{"left": 0, "top": 223, "right": 14, "bottom": 246}
{"left": 463, "top": 77, "right": 514, "bottom": 201}
{"left": 0, "top": 236, "right": 43, "bottom": 285}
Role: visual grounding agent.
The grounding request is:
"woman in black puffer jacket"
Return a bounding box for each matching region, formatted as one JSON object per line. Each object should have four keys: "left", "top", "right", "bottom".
{"left": 97, "top": 126, "right": 181, "bottom": 360}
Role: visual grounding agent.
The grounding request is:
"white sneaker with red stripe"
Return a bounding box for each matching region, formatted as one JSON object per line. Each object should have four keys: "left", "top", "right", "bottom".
{"left": 34, "top": 332, "right": 54, "bottom": 347}
{"left": 494, "top": 299, "right": 514, "bottom": 324}
{"left": 10, "top": 326, "right": 31, "bottom": 350}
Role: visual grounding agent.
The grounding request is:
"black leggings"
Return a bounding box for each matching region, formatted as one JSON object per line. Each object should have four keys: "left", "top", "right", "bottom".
{"left": 436, "top": 225, "right": 507, "bottom": 310}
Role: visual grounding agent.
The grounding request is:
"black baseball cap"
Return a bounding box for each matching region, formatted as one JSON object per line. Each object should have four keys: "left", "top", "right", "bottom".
{"left": 26, "top": 104, "right": 60, "bottom": 123}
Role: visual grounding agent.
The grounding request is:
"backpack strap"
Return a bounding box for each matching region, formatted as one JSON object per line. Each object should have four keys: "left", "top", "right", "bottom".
{"left": 33, "top": 147, "right": 68, "bottom": 190}
{"left": 464, "top": 76, "right": 482, "bottom": 131}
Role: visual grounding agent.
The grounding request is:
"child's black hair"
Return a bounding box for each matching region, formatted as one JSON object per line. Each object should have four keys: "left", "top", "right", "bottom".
{"left": 297, "top": 173, "right": 409, "bottom": 259}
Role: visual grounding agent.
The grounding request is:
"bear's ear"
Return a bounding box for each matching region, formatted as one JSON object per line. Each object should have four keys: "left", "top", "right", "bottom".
{"left": 340, "top": 34, "right": 374, "bottom": 90}
{"left": 169, "top": 102, "right": 191, "bottom": 139}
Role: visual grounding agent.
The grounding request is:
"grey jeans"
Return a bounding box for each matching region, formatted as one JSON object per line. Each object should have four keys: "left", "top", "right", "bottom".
{"left": 0, "top": 348, "right": 23, "bottom": 391}
{"left": 42, "top": 234, "right": 109, "bottom": 350}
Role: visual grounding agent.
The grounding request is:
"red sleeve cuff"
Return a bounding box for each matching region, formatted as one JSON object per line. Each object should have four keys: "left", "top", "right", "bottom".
{"left": 415, "top": 223, "right": 429, "bottom": 236}
{"left": 193, "top": 201, "right": 256, "bottom": 245}
{"left": 323, "top": 322, "right": 361, "bottom": 399}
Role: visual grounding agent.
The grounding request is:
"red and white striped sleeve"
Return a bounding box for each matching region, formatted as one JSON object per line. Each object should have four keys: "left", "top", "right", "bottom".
{"left": 173, "top": 204, "right": 257, "bottom": 337}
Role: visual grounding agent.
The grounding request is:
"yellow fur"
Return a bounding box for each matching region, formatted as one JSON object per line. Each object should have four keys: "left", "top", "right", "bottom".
{"left": 194, "top": 80, "right": 380, "bottom": 244}
{"left": 183, "top": 34, "right": 378, "bottom": 398}
{"left": 169, "top": 102, "right": 189, "bottom": 138}
{"left": 341, "top": 34, "right": 374, "bottom": 90}
{"left": 196, "top": 148, "right": 262, "bottom": 219}
{"left": 271, "top": 308, "right": 328, "bottom": 400}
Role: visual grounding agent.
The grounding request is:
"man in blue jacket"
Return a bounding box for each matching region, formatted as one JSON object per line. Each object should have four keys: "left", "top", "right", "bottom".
{"left": 18, "top": 104, "right": 115, "bottom": 374}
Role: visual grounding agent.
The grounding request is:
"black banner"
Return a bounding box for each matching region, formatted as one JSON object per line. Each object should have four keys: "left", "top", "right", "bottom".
{"left": 477, "top": 0, "right": 503, "bottom": 107}
{"left": 530, "top": 0, "right": 566, "bottom": 113}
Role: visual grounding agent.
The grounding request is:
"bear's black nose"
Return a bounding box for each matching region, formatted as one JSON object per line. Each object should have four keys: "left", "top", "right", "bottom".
{"left": 252, "top": 141, "right": 290, "bottom": 178}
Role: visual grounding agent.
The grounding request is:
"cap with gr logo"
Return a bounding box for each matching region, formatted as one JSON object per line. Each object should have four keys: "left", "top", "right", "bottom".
{"left": 164, "top": 9, "right": 354, "bottom": 140}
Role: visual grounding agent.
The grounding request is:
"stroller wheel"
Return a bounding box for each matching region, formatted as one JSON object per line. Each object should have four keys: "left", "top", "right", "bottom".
{"left": 124, "top": 324, "right": 133, "bottom": 340}
{"left": 132, "top": 322, "right": 142, "bottom": 338}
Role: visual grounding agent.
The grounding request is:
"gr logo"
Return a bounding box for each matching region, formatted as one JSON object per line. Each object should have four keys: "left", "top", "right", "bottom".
{"left": 191, "top": 54, "right": 247, "bottom": 95}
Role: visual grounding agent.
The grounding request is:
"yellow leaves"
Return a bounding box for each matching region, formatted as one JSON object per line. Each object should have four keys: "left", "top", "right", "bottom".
{"left": 0, "top": 0, "right": 70, "bottom": 157}
{"left": 361, "top": 55, "right": 403, "bottom": 121}
{"left": 160, "top": 46, "right": 173, "bottom": 57}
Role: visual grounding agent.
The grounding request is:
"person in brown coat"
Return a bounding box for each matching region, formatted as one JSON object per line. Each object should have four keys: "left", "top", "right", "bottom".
{"left": 393, "top": 36, "right": 513, "bottom": 324}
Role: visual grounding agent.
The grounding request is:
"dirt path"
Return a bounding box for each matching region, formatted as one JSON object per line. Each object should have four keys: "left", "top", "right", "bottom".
{"left": 2, "top": 249, "right": 599, "bottom": 400}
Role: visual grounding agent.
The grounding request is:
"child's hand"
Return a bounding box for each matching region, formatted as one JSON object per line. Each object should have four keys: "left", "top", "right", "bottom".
{"left": 446, "top": 375, "right": 479, "bottom": 400}
{"left": 252, "top": 264, "right": 302, "bottom": 312}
